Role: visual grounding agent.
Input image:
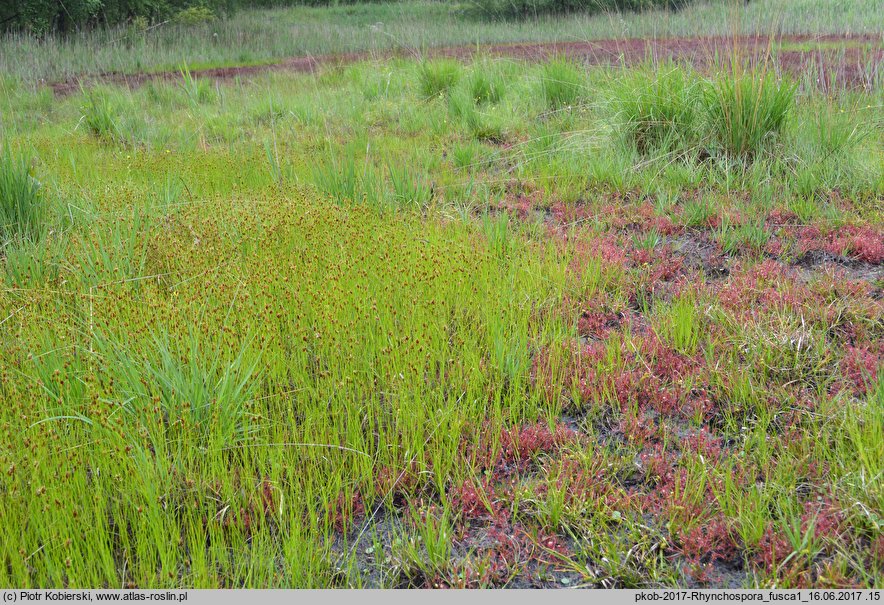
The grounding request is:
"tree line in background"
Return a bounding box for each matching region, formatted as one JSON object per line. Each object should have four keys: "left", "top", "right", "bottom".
{"left": 1, "top": 0, "right": 307, "bottom": 34}
{"left": 2, "top": 0, "right": 698, "bottom": 35}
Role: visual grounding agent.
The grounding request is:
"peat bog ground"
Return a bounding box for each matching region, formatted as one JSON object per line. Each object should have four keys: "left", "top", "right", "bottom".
{"left": 49, "top": 34, "right": 883, "bottom": 96}
{"left": 0, "top": 3, "right": 882, "bottom": 591}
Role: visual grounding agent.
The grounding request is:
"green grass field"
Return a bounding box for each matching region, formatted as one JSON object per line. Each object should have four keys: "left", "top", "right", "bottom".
{"left": 1, "top": 0, "right": 883, "bottom": 83}
{"left": 1, "top": 0, "right": 883, "bottom": 590}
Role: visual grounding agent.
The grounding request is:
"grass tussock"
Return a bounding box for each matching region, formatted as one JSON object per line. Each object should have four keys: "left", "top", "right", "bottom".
{"left": 704, "top": 65, "right": 796, "bottom": 158}
{"left": 82, "top": 87, "right": 122, "bottom": 142}
{"left": 179, "top": 63, "right": 217, "bottom": 106}
{"left": 0, "top": 148, "right": 44, "bottom": 245}
{"left": 468, "top": 62, "right": 507, "bottom": 105}
{"left": 540, "top": 58, "right": 584, "bottom": 109}
{"left": 610, "top": 62, "right": 797, "bottom": 162}
{"left": 612, "top": 63, "right": 701, "bottom": 155}
{"left": 419, "top": 59, "right": 462, "bottom": 98}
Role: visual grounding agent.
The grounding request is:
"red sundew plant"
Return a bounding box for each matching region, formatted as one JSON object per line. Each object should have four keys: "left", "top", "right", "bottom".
{"left": 375, "top": 462, "right": 425, "bottom": 507}
{"left": 618, "top": 411, "right": 665, "bottom": 449}
{"left": 533, "top": 531, "right": 572, "bottom": 569}
{"left": 572, "top": 332, "right": 696, "bottom": 416}
{"left": 634, "top": 202, "right": 682, "bottom": 237}
{"left": 576, "top": 364, "right": 616, "bottom": 409}
{"left": 629, "top": 247, "right": 654, "bottom": 267}
{"left": 529, "top": 345, "right": 558, "bottom": 399}
{"left": 620, "top": 373, "right": 683, "bottom": 416}
{"left": 676, "top": 516, "right": 741, "bottom": 565}
{"left": 569, "top": 341, "right": 612, "bottom": 397}
{"left": 682, "top": 429, "right": 725, "bottom": 463}
{"left": 549, "top": 200, "right": 597, "bottom": 227}
{"left": 651, "top": 250, "right": 687, "bottom": 283}
{"left": 767, "top": 208, "right": 801, "bottom": 226}
{"left": 755, "top": 499, "right": 847, "bottom": 578}
{"left": 496, "top": 190, "right": 543, "bottom": 220}
{"left": 326, "top": 490, "right": 365, "bottom": 532}
{"left": 791, "top": 224, "right": 822, "bottom": 246}
{"left": 6, "top": 53, "right": 884, "bottom": 590}
{"left": 640, "top": 332, "right": 697, "bottom": 382}
{"left": 805, "top": 269, "right": 878, "bottom": 312}
{"left": 459, "top": 420, "right": 577, "bottom": 475}
{"left": 638, "top": 444, "right": 678, "bottom": 487}
{"left": 718, "top": 259, "right": 814, "bottom": 313}
{"left": 797, "top": 224, "right": 884, "bottom": 264}
{"left": 628, "top": 244, "right": 685, "bottom": 282}
{"left": 684, "top": 393, "right": 716, "bottom": 422}
{"left": 479, "top": 522, "right": 570, "bottom": 584}
{"left": 577, "top": 310, "right": 624, "bottom": 340}
{"left": 448, "top": 478, "right": 499, "bottom": 520}
{"left": 687, "top": 560, "right": 723, "bottom": 586}
{"left": 569, "top": 233, "right": 628, "bottom": 267}
{"left": 598, "top": 203, "right": 632, "bottom": 231}
{"left": 260, "top": 477, "right": 275, "bottom": 515}
{"left": 239, "top": 507, "right": 254, "bottom": 536}
{"left": 637, "top": 456, "right": 728, "bottom": 531}
{"left": 813, "top": 561, "right": 865, "bottom": 589}
{"left": 823, "top": 225, "right": 884, "bottom": 264}
{"left": 529, "top": 341, "right": 582, "bottom": 405}
{"left": 434, "top": 501, "right": 571, "bottom": 587}
{"left": 756, "top": 529, "right": 794, "bottom": 576}
{"left": 764, "top": 237, "right": 785, "bottom": 257}
{"left": 839, "top": 345, "right": 881, "bottom": 397}
{"left": 743, "top": 258, "right": 789, "bottom": 281}
{"left": 818, "top": 299, "right": 883, "bottom": 350}
{"left": 872, "top": 535, "right": 884, "bottom": 568}
{"left": 499, "top": 422, "right": 578, "bottom": 467}
{"left": 801, "top": 499, "right": 846, "bottom": 544}
{"left": 652, "top": 215, "right": 681, "bottom": 237}
{"left": 421, "top": 574, "right": 455, "bottom": 590}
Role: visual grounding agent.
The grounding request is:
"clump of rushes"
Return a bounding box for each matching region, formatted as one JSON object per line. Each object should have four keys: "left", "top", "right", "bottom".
{"left": 178, "top": 63, "right": 216, "bottom": 107}
{"left": 716, "top": 216, "right": 770, "bottom": 255}
{"left": 540, "top": 57, "right": 584, "bottom": 109}
{"left": 418, "top": 59, "right": 462, "bottom": 98}
{"left": 81, "top": 86, "right": 122, "bottom": 142}
{"left": 0, "top": 148, "right": 44, "bottom": 244}
{"left": 388, "top": 162, "right": 432, "bottom": 210}
{"left": 312, "top": 153, "right": 360, "bottom": 205}
{"left": 612, "top": 62, "right": 701, "bottom": 155}
{"left": 704, "top": 63, "right": 795, "bottom": 158}
{"left": 655, "top": 293, "right": 701, "bottom": 355}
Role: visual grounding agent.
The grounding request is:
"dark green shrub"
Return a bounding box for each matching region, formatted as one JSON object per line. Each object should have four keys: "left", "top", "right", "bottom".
{"left": 4, "top": 0, "right": 233, "bottom": 34}
{"left": 174, "top": 5, "right": 217, "bottom": 24}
